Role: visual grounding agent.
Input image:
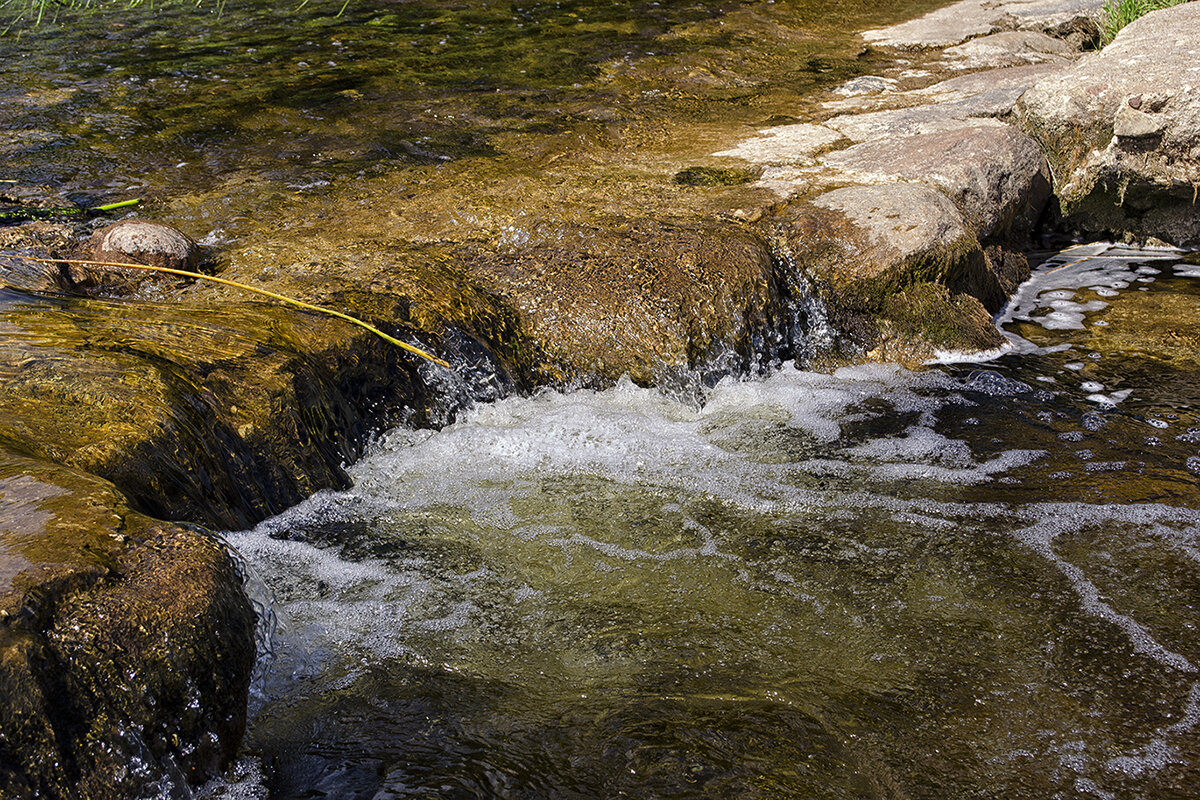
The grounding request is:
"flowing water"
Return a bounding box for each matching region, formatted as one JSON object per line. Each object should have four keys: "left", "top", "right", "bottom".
{"left": 4, "top": 2, "right": 1200, "bottom": 798}
{"left": 215, "top": 246, "right": 1200, "bottom": 799}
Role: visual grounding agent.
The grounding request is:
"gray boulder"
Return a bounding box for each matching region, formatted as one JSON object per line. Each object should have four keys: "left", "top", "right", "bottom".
{"left": 1016, "top": 2, "right": 1200, "bottom": 245}
{"left": 820, "top": 123, "right": 1051, "bottom": 241}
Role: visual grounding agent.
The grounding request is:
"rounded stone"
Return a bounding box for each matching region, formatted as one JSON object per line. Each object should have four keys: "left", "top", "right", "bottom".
{"left": 79, "top": 219, "right": 201, "bottom": 271}
{"left": 67, "top": 220, "right": 205, "bottom": 295}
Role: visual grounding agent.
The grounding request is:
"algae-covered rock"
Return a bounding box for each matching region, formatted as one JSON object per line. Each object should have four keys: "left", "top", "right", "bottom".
{"left": 0, "top": 451, "right": 255, "bottom": 800}
{"left": 0, "top": 290, "right": 438, "bottom": 529}
{"left": 460, "top": 217, "right": 788, "bottom": 385}
{"left": 1016, "top": 2, "right": 1200, "bottom": 245}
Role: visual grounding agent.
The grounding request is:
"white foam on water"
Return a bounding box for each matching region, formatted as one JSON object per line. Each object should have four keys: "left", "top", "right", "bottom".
{"left": 996, "top": 246, "right": 1196, "bottom": 351}
{"left": 1012, "top": 504, "right": 1200, "bottom": 675}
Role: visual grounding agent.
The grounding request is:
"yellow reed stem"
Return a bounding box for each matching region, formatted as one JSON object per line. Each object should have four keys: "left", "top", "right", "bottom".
{"left": 9, "top": 254, "right": 451, "bottom": 368}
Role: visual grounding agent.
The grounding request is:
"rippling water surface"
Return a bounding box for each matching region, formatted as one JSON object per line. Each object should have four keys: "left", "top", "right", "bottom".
{"left": 222, "top": 248, "right": 1200, "bottom": 798}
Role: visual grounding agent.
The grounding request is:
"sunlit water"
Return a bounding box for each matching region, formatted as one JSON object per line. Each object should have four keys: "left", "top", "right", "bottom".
{"left": 216, "top": 248, "right": 1200, "bottom": 799}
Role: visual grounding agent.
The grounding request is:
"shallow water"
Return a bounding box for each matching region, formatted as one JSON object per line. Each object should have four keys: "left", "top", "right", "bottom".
{"left": 222, "top": 248, "right": 1200, "bottom": 798}
{"left": 2, "top": 0, "right": 943, "bottom": 265}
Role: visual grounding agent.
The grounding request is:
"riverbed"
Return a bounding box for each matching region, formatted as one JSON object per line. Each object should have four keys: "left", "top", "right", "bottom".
{"left": 3, "top": 1, "right": 1199, "bottom": 797}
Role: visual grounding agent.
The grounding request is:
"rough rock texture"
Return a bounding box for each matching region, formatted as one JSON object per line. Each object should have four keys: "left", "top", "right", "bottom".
{"left": 0, "top": 452, "right": 256, "bottom": 800}
{"left": 69, "top": 220, "right": 207, "bottom": 296}
{"left": 863, "top": 0, "right": 1104, "bottom": 49}
{"left": 461, "top": 218, "right": 787, "bottom": 386}
{"left": 763, "top": 187, "right": 1008, "bottom": 366}
{"left": 1016, "top": 2, "right": 1200, "bottom": 245}
{"left": 941, "top": 30, "right": 1076, "bottom": 69}
{"left": 820, "top": 124, "right": 1051, "bottom": 240}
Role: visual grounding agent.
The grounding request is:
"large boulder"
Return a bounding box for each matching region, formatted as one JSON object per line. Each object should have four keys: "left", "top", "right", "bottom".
{"left": 0, "top": 451, "right": 256, "bottom": 799}
{"left": 459, "top": 218, "right": 790, "bottom": 386}
{"left": 1016, "top": 2, "right": 1200, "bottom": 245}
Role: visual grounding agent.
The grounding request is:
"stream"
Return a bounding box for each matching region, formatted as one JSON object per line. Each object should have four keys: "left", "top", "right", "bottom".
{"left": 3, "top": 0, "right": 1199, "bottom": 797}
{"left": 217, "top": 246, "right": 1200, "bottom": 799}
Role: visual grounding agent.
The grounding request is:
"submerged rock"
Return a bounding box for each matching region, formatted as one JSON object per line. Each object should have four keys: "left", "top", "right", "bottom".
{"left": 0, "top": 452, "right": 256, "bottom": 800}
{"left": 1016, "top": 2, "right": 1200, "bottom": 246}
{"left": 0, "top": 291, "right": 442, "bottom": 530}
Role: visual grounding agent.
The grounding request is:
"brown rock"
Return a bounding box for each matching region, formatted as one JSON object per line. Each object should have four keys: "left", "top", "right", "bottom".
{"left": 461, "top": 218, "right": 786, "bottom": 385}
{"left": 68, "top": 220, "right": 206, "bottom": 296}
{"left": 0, "top": 452, "right": 256, "bottom": 800}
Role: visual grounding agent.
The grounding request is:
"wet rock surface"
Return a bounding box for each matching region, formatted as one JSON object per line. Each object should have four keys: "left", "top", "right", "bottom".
{"left": 67, "top": 220, "right": 208, "bottom": 296}
{"left": 1016, "top": 1, "right": 1200, "bottom": 246}
{"left": 0, "top": 452, "right": 256, "bottom": 800}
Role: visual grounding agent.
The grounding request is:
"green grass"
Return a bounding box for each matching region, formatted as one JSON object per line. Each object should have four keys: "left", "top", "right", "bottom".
{"left": 0, "top": 0, "right": 228, "bottom": 34}
{"left": 1100, "top": 0, "right": 1194, "bottom": 45}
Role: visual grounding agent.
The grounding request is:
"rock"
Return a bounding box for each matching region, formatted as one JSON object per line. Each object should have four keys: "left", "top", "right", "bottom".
{"left": 763, "top": 182, "right": 1027, "bottom": 358}
{"left": 872, "top": 282, "right": 1006, "bottom": 365}
{"left": 862, "top": 0, "right": 1104, "bottom": 49}
{"left": 69, "top": 220, "right": 206, "bottom": 296}
{"left": 712, "top": 123, "right": 843, "bottom": 164}
{"left": 1016, "top": 2, "right": 1200, "bottom": 245}
{"left": 819, "top": 123, "right": 1051, "bottom": 242}
{"left": 823, "top": 96, "right": 1014, "bottom": 144}
{"left": 807, "top": 183, "right": 976, "bottom": 290}
{"left": 1112, "top": 103, "right": 1165, "bottom": 139}
{"left": 0, "top": 294, "right": 444, "bottom": 529}
{"left": 461, "top": 218, "right": 788, "bottom": 386}
{"left": 0, "top": 451, "right": 256, "bottom": 800}
{"left": 832, "top": 75, "right": 899, "bottom": 97}
{"left": 863, "top": 0, "right": 1010, "bottom": 49}
{"left": 1046, "top": 13, "right": 1101, "bottom": 50}
{"left": 914, "top": 63, "right": 1067, "bottom": 103}
{"left": 941, "top": 30, "right": 1076, "bottom": 69}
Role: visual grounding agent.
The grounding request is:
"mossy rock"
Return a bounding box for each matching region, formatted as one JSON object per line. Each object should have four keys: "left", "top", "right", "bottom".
{"left": 873, "top": 282, "right": 1005, "bottom": 366}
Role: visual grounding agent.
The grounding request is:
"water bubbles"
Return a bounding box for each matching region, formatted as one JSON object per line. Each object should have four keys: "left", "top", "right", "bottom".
{"left": 1186, "top": 457, "right": 1200, "bottom": 476}
{"left": 962, "top": 369, "right": 1033, "bottom": 396}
